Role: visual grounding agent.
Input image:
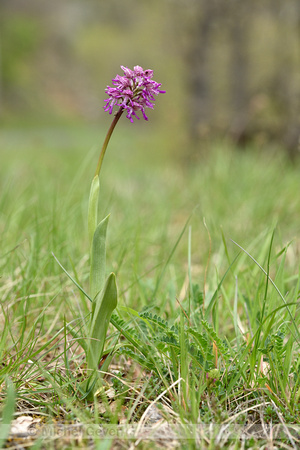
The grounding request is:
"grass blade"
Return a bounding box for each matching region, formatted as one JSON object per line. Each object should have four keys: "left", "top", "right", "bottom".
{"left": 0, "top": 378, "right": 16, "bottom": 448}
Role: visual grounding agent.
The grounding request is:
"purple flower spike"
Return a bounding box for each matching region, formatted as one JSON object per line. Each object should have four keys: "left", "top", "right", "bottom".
{"left": 104, "top": 65, "right": 165, "bottom": 123}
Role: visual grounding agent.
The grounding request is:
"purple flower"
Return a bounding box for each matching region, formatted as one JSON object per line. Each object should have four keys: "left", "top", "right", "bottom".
{"left": 104, "top": 65, "right": 166, "bottom": 123}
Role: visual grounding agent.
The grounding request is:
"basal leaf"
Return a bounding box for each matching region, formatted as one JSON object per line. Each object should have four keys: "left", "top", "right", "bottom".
{"left": 87, "top": 272, "right": 118, "bottom": 371}
{"left": 90, "top": 215, "right": 110, "bottom": 301}
{"left": 88, "top": 175, "right": 100, "bottom": 247}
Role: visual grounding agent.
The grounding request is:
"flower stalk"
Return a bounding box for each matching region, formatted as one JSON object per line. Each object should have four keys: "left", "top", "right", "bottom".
{"left": 94, "top": 107, "right": 124, "bottom": 178}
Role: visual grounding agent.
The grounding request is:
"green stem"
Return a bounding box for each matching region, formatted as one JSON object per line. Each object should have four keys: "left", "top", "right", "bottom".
{"left": 94, "top": 107, "right": 124, "bottom": 177}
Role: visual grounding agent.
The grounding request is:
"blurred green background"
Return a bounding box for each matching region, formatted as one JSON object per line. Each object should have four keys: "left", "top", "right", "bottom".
{"left": 1, "top": 0, "right": 299, "bottom": 157}
{"left": 1, "top": 0, "right": 300, "bottom": 320}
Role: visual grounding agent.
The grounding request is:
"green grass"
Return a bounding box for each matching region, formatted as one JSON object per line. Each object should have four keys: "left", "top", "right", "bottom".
{"left": 0, "top": 124, "right": 300, "bottom": 449}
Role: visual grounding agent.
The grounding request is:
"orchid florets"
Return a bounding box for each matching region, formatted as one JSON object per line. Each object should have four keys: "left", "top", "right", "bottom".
{"left": 104, "top": 65, "right": 166, "bottom": 123}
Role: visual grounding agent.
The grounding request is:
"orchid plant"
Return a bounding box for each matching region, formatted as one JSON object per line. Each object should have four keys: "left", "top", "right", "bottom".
{"left": 59, "top": 66, "right": 165, "bottom": 399}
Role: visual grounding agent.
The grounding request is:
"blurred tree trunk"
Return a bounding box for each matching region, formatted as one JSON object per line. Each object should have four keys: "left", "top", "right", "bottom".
{"left": 0, "top": 4, "right": 3, "bottom": 117}
{"left": 274, "top": 0, "right": 300, "bottom": 158}
{"left": 185, "top": 1, "right": 215, "bottom": 142}
{"left": 184, "top": 1, "right": 253, "bottom": 146}
{"left": 0, "top": 38, "right": 2, "bottom": 118}
{"left": 284, "top": 1, "right": 300, "bottom": 159}
{"left": 228, "top": 2, "right": 251, "bottom": 145}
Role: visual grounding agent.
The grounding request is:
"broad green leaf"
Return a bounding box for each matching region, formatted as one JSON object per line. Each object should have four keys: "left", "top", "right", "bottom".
{"left": 87, "top": 272, "right": 118, "bottom": 371}
{"left": 0, "top": 378, "right": 16, "bottom": 448}
{"left": 90, "top": 215, "right": 109, "bottom": 301}
{"left": 88, "top": 175, "right": 100, "bottom": 247}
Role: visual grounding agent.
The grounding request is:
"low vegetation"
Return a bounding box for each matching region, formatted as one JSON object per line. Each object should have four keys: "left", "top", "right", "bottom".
{"left": 0, "top": 124, "right": 299, "bottom": 449}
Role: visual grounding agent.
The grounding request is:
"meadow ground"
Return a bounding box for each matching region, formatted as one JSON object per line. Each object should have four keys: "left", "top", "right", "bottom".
{"left": 0, "top": 124, "right": 299, "bottom": 449}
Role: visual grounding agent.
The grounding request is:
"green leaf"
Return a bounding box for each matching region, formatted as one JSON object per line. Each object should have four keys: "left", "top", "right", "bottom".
{"left": 0, "top": 378, "right": 16, "bottom": 448}
{"left": 88, "top": 175, "right": 100, "bottom": 247}
{"left": 110, "top": 314, "right": 147, "bottom": 356}
{"left": 87, "top": 272, "right": 118, "bottom": 371}
{"left": 201, "top": 319, "right": 229, "bottom": 358}
{"left": 187, "top": 328, "right": 209, "bottom": 356}
{"left": 90, "top": 215, "right": 109, "bottom": 301}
